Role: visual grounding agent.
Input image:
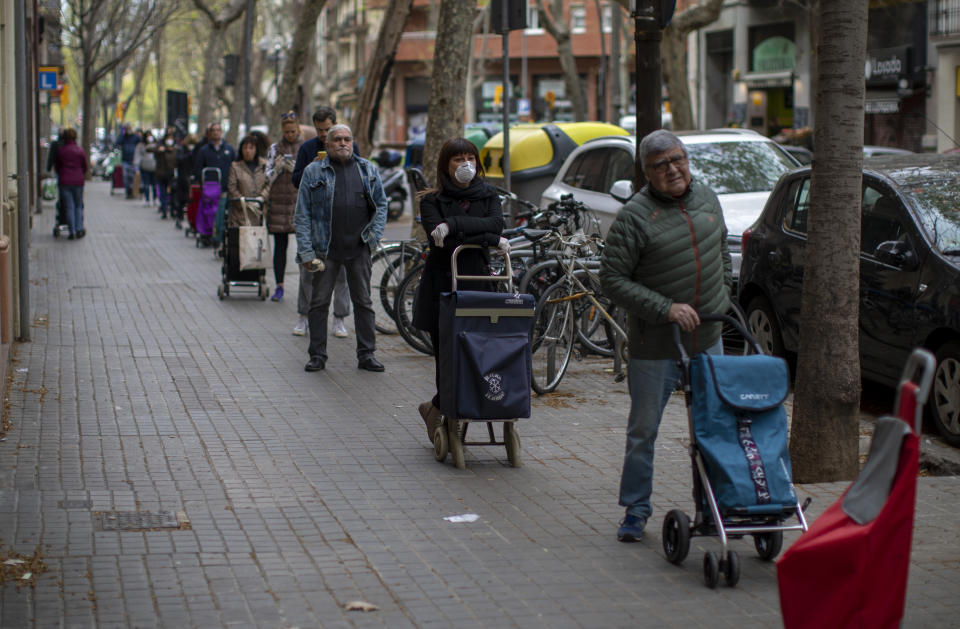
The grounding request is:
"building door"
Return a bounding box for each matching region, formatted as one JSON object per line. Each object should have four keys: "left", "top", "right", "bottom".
{"left": 705, "top": 30, "right": 733, "bottom": 128}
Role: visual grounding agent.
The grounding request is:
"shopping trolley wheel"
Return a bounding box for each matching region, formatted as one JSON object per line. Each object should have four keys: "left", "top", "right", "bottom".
{"left": 723, "top": 550, "right": 740, "bottom": 587}
{"left": 447, "top": 419, "right": 465, "bottom": 470}
{"left": 703, "top": 552, "right": 720, "bottom": 589}
{"left": 753, "top": 531, "right": 783, "bottom": 561}
{"left": 433, "top": 425, "right": 448, "bottom": 462}
{"left": 504, "top": 422, "right": 521, "bottom": 468}
{"left": 217, "top": 285, "right": 224, "bottom": 300}
{"left": 662, "top": 509, "right": 691, "bottom": 565}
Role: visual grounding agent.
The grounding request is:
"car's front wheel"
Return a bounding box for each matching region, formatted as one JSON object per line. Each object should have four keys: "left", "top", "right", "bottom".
{"left": 745, "top": 295, "right": 785, "bottom": 357}
{"left": 930, "top": 340, "right": 960, "bottom": 447}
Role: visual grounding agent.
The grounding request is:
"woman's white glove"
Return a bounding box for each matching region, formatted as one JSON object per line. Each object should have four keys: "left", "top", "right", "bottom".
{"left": 497, "top": 236, "right": 511, "bottom": 253}
{"left": 430, "top": 222, "right": 450, "bottom": 247}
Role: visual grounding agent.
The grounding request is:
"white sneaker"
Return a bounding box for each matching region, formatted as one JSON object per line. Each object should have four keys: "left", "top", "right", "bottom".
{"left": 332, "top": 317, "right": 349, "bottom": 338}
{"left": 292, "top": 316, "right": 308, "bottom": 336}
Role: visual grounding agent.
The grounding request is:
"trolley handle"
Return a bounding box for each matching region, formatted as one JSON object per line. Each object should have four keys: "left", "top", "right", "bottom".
{"left": 894, "top": 348, "right": 935, "bottom": 434}
{"left": 450, "top": 244, "right": 514, "bottom": 293}
{"left": 670, "top": 312, "right": 764, "bottom": 361}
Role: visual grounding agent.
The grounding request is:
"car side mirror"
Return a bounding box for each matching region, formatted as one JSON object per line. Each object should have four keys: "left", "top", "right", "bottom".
{"left": 874, "top": 240, "right": 919, "bottom": 271}
{"left": 609, "top": 179, "right": 634, "bottom": 203}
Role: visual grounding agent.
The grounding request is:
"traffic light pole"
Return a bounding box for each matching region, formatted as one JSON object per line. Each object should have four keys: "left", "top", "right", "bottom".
{"left": 501, "top": 5, "right": 511, "bottom": 196}
{"left": 633, "top": 0, "right": 663, "bottom": 191}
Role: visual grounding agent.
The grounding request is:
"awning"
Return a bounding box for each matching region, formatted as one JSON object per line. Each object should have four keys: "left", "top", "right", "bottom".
{"left": 742, "top": 71, "right": 793, "bottom": 89}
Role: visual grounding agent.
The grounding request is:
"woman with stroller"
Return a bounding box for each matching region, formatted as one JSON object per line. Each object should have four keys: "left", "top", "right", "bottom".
{"left": 227, "top": 134, "right": 269, "bottom": 228}
{"left": 135, "top": 131, "right": 158, "bottom": 206}
{"left": 153, "top": 130, "right": 179, "bottom": 219}
{"left": 173, "top": 134, "right": 199, "bottom": 230}
{"left": 264, "top": 112, "right": 303, "bottom": 303}
{"left": 412, "top": 137, "right": 509, "bottom": 441}
{"left": 53, "top": 127, "right": 88, "bottom": 239}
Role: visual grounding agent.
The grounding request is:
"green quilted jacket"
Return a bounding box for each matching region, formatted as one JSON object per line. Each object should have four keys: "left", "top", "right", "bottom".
{"left": 599, "top": 179, "right": 733, "bottom": 360}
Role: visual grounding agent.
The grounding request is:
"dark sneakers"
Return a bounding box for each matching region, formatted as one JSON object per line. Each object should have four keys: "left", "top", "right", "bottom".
{"left": 304, "top": 357, "right": 325, "bottom": 372}
{"left": 617, "top": 514, "right": 646, "bottom": 542}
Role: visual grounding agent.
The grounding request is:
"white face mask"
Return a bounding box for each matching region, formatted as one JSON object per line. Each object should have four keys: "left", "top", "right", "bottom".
{"left": 166, "top": 139, "right": 174, "bottom": 146}
{"left": 454, "top": 160, "right": 476, "bottom": 184}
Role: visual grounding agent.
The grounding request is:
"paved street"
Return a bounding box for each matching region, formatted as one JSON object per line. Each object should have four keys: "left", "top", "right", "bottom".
{"left": 0, "top": 180, "right": 957, "bottom": 628}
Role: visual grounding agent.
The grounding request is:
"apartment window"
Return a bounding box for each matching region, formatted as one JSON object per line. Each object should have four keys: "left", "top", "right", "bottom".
{"left": 526, "top": 1, "right": 543, "bottom": 33}
{"left": 570, "top": 5, "right": 586, "bottom": 33}
{"left": 602, "top": 3, "right": 613, "bottom": 33}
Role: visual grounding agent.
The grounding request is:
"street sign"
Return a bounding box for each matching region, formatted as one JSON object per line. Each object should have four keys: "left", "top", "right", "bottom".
{"left": 517, "top": 98, "right": 530, "bottom": 117}
{"left": 38, "top": 66, "right": 59, "bottom": 91}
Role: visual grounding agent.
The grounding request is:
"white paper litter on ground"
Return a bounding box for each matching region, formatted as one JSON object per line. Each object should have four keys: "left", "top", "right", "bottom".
{"left": 443, "top": 513, "right": 479, "bottom": 523}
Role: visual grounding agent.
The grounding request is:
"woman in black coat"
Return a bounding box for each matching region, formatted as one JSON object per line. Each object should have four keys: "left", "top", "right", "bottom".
{"left": 413, "top": 137, "right": 507, "bottom": 441}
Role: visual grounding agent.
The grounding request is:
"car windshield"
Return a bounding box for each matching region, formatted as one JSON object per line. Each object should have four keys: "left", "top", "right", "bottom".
{"left": 898, "top": 179, "right": 960, "bottom": 256}
{"left": 685, "top": 141, "right": 797, "bottom": 194}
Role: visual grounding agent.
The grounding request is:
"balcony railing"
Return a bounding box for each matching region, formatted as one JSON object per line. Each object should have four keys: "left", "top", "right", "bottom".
{"left": 931, "top": 0, "right": 960, "bottom": 37}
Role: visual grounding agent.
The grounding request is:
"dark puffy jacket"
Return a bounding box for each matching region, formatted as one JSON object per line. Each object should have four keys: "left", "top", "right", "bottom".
{"left": 153, "top": 143, "right": 178, "bottom": 181}
{"left": 599, "top": 178, "right": 732, "bottom": 360}
{"left": 412, "top": 179, "right": 504, "bottom": 331}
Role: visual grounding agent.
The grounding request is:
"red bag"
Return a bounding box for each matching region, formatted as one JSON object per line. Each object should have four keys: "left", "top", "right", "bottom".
{"left": 777, "top": 350, "right": 933, "bottom": 629}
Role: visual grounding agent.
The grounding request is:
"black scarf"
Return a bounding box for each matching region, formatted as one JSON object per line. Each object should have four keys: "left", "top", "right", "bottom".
{"left": 439, "top": 177, "right": 496, "bottom": 203}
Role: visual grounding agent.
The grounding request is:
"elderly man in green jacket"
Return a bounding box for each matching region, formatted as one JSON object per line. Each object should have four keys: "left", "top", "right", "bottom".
{"left": 600, "top": 129, "right": 733, "bottom": 542}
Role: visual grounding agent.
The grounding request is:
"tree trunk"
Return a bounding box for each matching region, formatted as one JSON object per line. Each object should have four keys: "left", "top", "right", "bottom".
{"left": 193, "top": 0, "right": 248, "bottom": 134}
{"left": 538, "top": 0, "right": 586, "bottom": 121}
{"left": 413, "top": 0, "right": 476, "bottom": 240}
{"left": 789, "top": 0, "right": 868, "bottom": 483}
{"left": 350, "top": 0, "right": 413, "bottom": 155}
{"left": 271, "top": 0, "right": 329, "bottom": 141}
{"left": 660, "top": 0, "right": 723, "bottom": 131}
{"left": 154, "top": 29, "right": 164, "bottom": 129}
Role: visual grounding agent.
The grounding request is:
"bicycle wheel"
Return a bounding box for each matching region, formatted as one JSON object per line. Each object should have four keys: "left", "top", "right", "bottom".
{"left": 393, "top": 262, "right": 434, "bottom": 355}
{"left": 531, "top": 279, "right": 576, "bottom": 394}
{"left": 371, "top": 243, "right": 419, "bottom": 334}
{"left": 572, "top": 272, "right": 617, "bottom": 357}
{"left": 518, "top": 259, "right": 564, "bottom": 303}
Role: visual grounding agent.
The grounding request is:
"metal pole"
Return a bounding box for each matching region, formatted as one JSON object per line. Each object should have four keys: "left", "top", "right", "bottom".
{"left": 633, "top": 0, "right": 662, "bottom": 190}
{"left": 501, "top": 0, "right": 511, "bottom": 195}
{"left": 594, "top": 0, "right": 606, "bottom": 122}
{"left": 15, "top": 0, "right": 32, "bottom": 341}
{"left": 243, "top": 0, "right": 254, "bottom": 133}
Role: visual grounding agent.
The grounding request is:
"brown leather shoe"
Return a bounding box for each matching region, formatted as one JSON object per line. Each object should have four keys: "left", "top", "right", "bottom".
{"left": 418, "top": 402, "right": 442, "bottom": 441}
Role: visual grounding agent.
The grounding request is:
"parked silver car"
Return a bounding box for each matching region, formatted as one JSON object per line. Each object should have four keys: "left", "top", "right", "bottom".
{"left": 539, "top": 129, "right": 800, "bottom": 280}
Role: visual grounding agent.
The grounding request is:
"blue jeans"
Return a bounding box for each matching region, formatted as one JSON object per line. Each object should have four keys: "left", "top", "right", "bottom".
{"left": 122, "top": 162, "right": 135, "bottom": 195}
{"left": 59, "top": 184, "right": 84, "bottom": 235}
{"left": 619, "top": 339, "right": 723, "bottom": 520}
{"left": 157, "top": 178, "right": 171, "bottom": 215}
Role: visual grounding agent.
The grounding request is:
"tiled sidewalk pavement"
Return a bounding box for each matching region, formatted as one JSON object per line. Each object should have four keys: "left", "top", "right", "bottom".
{"left": 0, "top": 180, "right": 957, "bottom": 628}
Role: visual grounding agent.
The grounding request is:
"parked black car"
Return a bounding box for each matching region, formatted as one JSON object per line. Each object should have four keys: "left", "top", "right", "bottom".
{"left": 737, "top": 154, "right": 960, "bottom": 446}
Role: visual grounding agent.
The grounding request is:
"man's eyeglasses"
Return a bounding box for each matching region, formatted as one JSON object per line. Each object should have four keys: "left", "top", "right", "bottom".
{"left": 647, "top": 154, "right": 687, "bottom": 174}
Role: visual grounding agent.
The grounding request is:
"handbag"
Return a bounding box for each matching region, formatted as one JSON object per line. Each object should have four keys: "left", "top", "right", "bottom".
{"left": 237, "top": 198, "right": 269, "bottom": 270}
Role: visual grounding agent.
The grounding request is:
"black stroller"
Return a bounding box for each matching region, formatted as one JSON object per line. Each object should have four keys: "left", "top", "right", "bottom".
{"left": 217, "top": 197, "right": 269, "bottom": 300}
{"left": 662, "top": 313, "right": 809, "bottom": 588}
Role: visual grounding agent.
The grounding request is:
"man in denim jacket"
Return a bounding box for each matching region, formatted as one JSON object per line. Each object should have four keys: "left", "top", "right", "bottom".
{"left": 294, "top": 124, "right": 388, "bottom": 373}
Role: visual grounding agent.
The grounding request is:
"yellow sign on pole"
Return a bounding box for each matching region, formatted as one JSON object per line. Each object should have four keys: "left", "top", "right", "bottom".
{"left": 59, "top": 83, "right": 69, "bottom": 106}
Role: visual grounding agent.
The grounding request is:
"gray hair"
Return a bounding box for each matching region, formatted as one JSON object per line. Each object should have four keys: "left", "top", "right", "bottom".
{"left": 638, "top": 130, "right": 686, "bottom": 169}
{"left": 327, "top": 124, "right": 352, "bottom": 140}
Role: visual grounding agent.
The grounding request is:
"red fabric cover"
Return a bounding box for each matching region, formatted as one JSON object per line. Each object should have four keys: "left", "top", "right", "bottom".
{"left": 777, "top": 383, "right": 919, "bottom": 629}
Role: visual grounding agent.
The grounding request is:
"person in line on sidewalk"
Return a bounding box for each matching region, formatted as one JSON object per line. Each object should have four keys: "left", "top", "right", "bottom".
{"left": 294, "top": 124, "right": 388, "bottom": 372}
{"left": 173, "top": 134, "right": 199, "bottom": 230}
{"left": 195, "top": 122, "right": 237, "bottom": 245}
{"left": 599, "top": 129, "right": 732, "bottom": 543}
{"left": 227, "top": 135, "right": 269, "bottom": 228}
{"left": 153, "top": 130, "right": 179, "bottom": 219}
{"left": 411, "top": 137, "right": 507, "bottom": 440}
{"left": 116, "top": 124, "right": 141, "bottom": 199}
{"left": 53, "top": 128, "right": 88, "bottom": 240}
{"left": 135, "top": 131, "right": 158, "bottom": 207}
{"left": 292, "top": 106, "right": 352, "bottom": 338}
{"left": 265, "top": 112, "right": 304, "bottom": 304}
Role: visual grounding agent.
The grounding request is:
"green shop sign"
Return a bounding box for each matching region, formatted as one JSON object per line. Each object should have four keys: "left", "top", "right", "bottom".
{"left": 753, "top": 36, "right": 795, "bottom": 73}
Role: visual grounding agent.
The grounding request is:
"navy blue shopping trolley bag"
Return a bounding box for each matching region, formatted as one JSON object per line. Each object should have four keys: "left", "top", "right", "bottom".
{"left": 437, "top": 246, "right": 535, "bottom": 421}
{"left": 689, "top": 353, "right": 797, "bottom": 513}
